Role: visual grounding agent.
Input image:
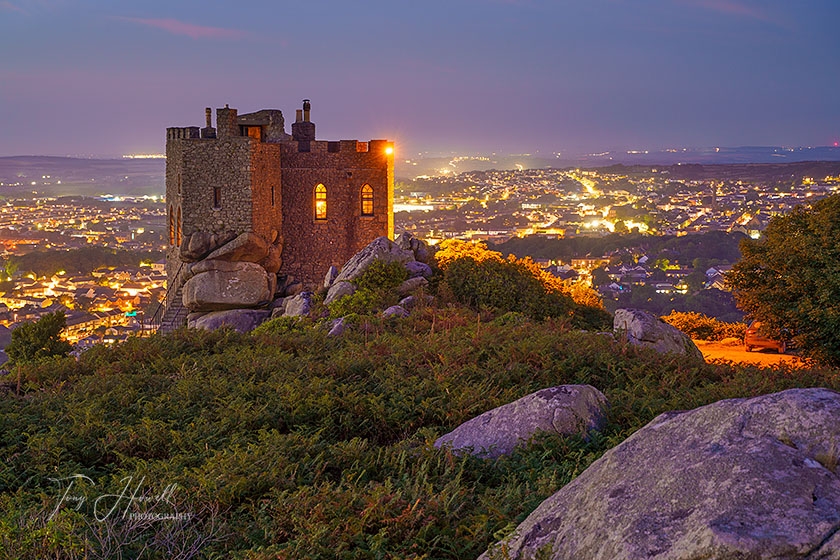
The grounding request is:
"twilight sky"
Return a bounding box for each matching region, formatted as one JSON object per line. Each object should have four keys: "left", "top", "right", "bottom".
{"left": 1, "top": 0, "right": 838, "bottom": 157}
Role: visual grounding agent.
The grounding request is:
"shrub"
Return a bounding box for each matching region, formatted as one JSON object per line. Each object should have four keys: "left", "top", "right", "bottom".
{"left": 252, "top": 316, "right": 307, "bottom": 336}
{"left": 1, "top": 310, "right": 839, "bottom": 559}
{"left": 6, "top": 312, "right": 73, "bottom": 366}
{"left": 661, "top": 311, "right": 747, "bottom": 341}
{"left": 437, "top": 240, "right": 611, "bottom": 330}
{"left": 328, "top": 259, "right": 409, "bottom": 318}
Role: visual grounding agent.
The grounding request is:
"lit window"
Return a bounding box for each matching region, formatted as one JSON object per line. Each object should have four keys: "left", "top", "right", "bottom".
{"left": 176, "top": 207, "right": 182, "bottom": 246}
{"left": 169, "top": 206, "right": 174, "bottom": 245}
{"left": 361, "top": 184, "right": 374, "bottom": 216}
{"left": 315, "top": 184, "right": 327, "bottom": 220}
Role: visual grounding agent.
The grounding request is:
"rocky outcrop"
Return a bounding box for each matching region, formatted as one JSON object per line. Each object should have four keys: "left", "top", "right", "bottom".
{"left": 382, "top": 305, "right": 408, "bottom": 319}
{"left": 324, "top": 280, "right": 357, "bottom": 305}
{"left": 323, "top": 265, "right": 339, "bottom": 289}
{"left": 182, "top": 261, "right": 271, "bottom": 312}
{"left": 188, "top": 309, "right": 270, "bottom": 333}
{"left": 614, "top": 308, "right": 703, "bottom": 360}
{"left": 399, "top": 294, "right": 434, "bottom": 309}
{"left": 179, "top": 231, "right": 236, "bottom": 262}
{"left": 259, "top": 243, "right": 282, "bottom": 274}
{"left": 282, "top": 292, "right": 312, "bottom": 317}
{"left": 405, "top": 261, "right": 432, "bottom": 279}
{"left": 396, "top": 231, "right": 434, "bottom": 264}
{"left": 328, "top": 317, "right": 345, "bottom": 337}
{"left": 396, "top": 276, "right": 428, "bottom": 296}
{"left": 333, "top": 236, "right": 414, "bottom": 285}
{"left": 205, "top": 232, "right": 269, "bottom": 263}
{"left": 436, "top": 385, "right": 608, "bottom": 459}
{"left": 481, "top": 388, "right": 840, "bottom": 560}
{"left": 322, "top": 235, "right": 434, "bottom": 310}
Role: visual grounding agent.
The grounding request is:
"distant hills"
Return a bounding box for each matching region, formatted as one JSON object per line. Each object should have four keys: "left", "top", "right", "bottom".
{"left": 0, "top": 156, "right": 164, "bottom": 198}
{"left": 2, "top": 145, "right": 839, "bottom": 197}
{"left": 399, "top": 146, "right": 840, "bottom": 179}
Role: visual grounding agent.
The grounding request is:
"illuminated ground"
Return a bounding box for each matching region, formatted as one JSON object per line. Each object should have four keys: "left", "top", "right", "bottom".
{"left": 695, "top": 339, "right": 805, "bottom": 368}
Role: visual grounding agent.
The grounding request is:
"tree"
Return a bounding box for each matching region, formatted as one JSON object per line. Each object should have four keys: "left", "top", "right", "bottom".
{"left": 591, "top": 266, "right": 610, "bottom": 287}
{"left": 728, "top": 195, "right": 840, "bottom": 365}
{"left": 6, "top": 311, "right": 74, "bottom": 366}
{"left": 685, "top": 270, "right": 708, "bottom": 293}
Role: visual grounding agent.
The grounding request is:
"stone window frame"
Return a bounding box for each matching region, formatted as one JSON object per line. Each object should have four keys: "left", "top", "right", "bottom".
{"left": 314, "top": 183, "right": 327, "bottom": 221}
{"left": 360, "top": 184, "right": 374, "bottom": 218}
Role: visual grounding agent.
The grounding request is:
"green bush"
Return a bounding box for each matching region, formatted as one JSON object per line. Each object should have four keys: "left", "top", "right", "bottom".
{"left": 6, "top": 311, "right": 73, "bottom": 366}
{"left": 329, "top": 259, "right": 410, "bottom": 318}
{"left": 1, "top": 307, "right": 838, "bottom": 558}
{"left": 661, "top": 311, "right": 747, "bottom": 341}
{"left": 251, "top": 315, "right": 308, "bottom": 336}
{"left": 441, "top": 256, "right": 611, "bottom": 330}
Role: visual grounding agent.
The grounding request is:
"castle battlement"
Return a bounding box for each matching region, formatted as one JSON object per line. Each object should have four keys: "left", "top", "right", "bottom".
{"left": 164, "top": 101, "right": 394, "bottom": 311}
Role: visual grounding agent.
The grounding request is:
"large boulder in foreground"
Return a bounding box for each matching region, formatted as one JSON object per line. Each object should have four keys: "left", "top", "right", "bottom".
{"left": 436, "top": 385, "right": 608, "bottom": 458}
{"left": 481, "top": 388, "right": 840, "bottom": 560}
{"left": 182, "top": 261, "right": 271, "bottom": 311}
{"left": 614, "top": 308, "right": 703, "bottom": 360}
{"left": 188, "top": 309, "right": 270, "bottom": 333}
{"left": 333, "top": 236, "right": 414, "bottom": 284}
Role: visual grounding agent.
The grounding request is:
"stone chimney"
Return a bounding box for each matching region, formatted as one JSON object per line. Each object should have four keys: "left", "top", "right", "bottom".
{"left": 201, "top": 107, "right": 216, "bottom": 139}
{"left": 292, "top": 99, "right": 315, "bottom": 141}
{"left": 216, "top": 104, "right": 238, "bottom": 139}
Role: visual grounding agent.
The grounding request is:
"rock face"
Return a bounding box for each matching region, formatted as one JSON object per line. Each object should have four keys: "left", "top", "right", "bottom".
{"left": 382, "top": 305, "right": 408, "bottom": 319}
{"left": 437, "top": 385, "right": 608, "bottom": 459}
{"left": 333, "top": 236, "right": 414, "bottom": 285}
{"left": 614, "top": 308, "right": 704, "bottom": 360}
{"left": 480, "top": 388, "right": 840, "bottom": 560}
{"left": 396, "top": 276, "right": 428, "bottom": 296}
{"left": 324, "top": 280, "right": 357, "bottom": 305}
{"left": 395, "top": 231, "right": 434, "bottom": 264}
{"left": 259, "top": 243, "right": 282, "bottom": 274}
{"left": 188, "top": 309, "right": 270, "bottom": 333}
{"left": 405, "top": 260, "right": 433, "bottom": 279}
{"left": 182, "top": 261, "right": 271, "bottom": 312}
{"left": 323, "top": 265, "right": 339, "bottom": 289}
{"left": 206, "top": 232, "right": 269, "bottom": 263}
{"left": 328, "top": 317, "right": 345, "bottom": 337}
{"left": 282, "top": 292, "right": 312, "bottom": 317}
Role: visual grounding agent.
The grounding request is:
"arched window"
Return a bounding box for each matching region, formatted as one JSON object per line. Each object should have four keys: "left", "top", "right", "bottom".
{"left": 176, "top": 207, "right": 182, "bottom": 246}
{"left": 169, "top": 206, "right": 174, "bottom": 245}
{"left": 314, "top": 184, "right": 327, "bottom": 220}
{"left": 361, "top": 184, "right": 374, "bottom": 216}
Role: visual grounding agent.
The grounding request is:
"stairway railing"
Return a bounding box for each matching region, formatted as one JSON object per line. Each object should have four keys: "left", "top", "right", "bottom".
{"left": 147, "top": 261, "right": 185, "bottom": 333}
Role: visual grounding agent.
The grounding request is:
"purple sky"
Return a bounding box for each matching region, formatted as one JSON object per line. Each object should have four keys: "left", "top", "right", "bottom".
{"left": 1, "top": 0, "right": 838, "bottom": 157}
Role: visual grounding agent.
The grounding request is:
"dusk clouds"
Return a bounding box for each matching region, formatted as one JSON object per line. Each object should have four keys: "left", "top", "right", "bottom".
{"left": 114, "top": 17, "right": 248, "bottom": 40}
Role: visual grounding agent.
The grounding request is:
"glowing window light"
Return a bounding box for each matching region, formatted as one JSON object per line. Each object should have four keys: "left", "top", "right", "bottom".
{"left": 361, "top": 184, "right": 374, "bottom": 216}
{"left": 315, "top": 184, "right": 327, "bottom": 220}
{"left": 385, "top": 146, "right": 394, "bottom": 155}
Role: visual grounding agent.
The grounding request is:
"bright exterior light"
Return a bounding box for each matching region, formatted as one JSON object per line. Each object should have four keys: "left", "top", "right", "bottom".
{"left": 385, "top": 146, "right": 394, "bottom": 155}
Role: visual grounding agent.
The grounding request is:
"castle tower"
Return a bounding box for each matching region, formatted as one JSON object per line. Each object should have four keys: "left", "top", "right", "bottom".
{"left": 161, "top": 101, "right": 394, "bottom": 328}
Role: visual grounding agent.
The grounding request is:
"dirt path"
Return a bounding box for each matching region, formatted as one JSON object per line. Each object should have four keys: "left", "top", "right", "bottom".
{"left": 694, "top": 339, "right": 805, "bottom": 368}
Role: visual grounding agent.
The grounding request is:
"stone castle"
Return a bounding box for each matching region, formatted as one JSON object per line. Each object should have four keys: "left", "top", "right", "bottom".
{"left": 159, "top": 100, "right": 394, "bottom": 330}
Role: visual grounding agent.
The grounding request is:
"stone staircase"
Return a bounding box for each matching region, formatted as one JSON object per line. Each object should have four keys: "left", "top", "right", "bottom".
{"left": 158, "top": 284, "right": 189, "bottom": 333}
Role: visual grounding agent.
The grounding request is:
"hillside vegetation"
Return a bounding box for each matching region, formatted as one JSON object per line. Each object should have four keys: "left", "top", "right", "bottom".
{"left": 2, "top": 305, "right": 838, "bottom": 559}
